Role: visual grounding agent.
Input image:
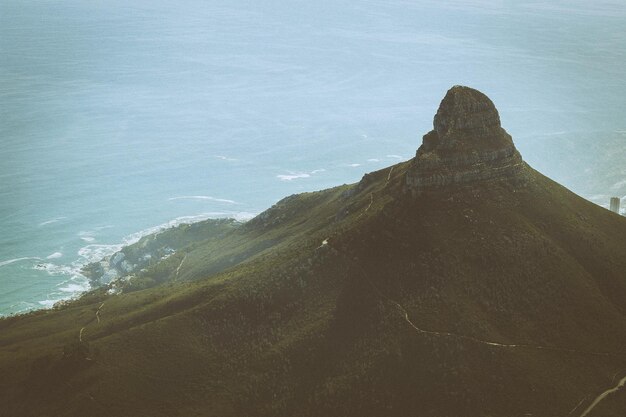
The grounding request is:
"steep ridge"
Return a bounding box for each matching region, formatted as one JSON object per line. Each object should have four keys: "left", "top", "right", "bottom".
{"left": 1, "top": 86, "right": 626, "bottom": 417}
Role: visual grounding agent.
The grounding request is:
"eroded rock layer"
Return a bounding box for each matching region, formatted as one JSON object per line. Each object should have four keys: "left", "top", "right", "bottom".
{"left": 406, "top": 85, "right": 526, "bottom": 193}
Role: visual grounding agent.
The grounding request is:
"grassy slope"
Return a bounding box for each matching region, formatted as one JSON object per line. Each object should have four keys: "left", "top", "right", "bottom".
{"left": 1, "top": 161, "right": 626, "bottom": 417}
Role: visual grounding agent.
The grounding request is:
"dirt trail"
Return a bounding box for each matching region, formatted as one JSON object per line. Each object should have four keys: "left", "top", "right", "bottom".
{"left": 386, "top": 166, "right": 394, "bottom": 183}
{"left": 568, "top": 396, "right": 589, "bottom": 416}
{"left": 364, "top": 276, "right": 626, "bottom": 415}
{"left": 367, "top": 278, "right": 620, "bottom": 357}
{"left": 175, "top": 254, "right": 187, "bottom": 280}
{"left": 579, "top": 374, "right": 626, "bottom": 417}
{"left": 326, "top": 226, "right": 626, "bottom": 415}
{"left": 355, "top": 166, "right": 394, "bottom": 221}
{"left": 95, "top": 302, "right": 104, "bottom": 323}
{"left": 356, "top": 193, "right": 374, "bottom": 220}
{"left": 78, "top": 302, "right": 105, "bottom": 342}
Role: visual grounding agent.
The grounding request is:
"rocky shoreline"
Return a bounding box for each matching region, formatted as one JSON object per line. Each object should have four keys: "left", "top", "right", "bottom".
{"left": 80, "top": 218, "right": 241, "bottom": 293}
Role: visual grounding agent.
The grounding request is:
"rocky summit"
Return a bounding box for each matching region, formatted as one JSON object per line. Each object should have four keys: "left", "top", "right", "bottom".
{"left": 406, "top": 85, "right": 525, "bottom": 194}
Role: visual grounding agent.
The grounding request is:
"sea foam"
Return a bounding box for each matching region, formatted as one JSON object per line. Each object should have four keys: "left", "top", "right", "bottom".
{"left": 38, "top": 299, "right": 57, "bottom": 308}
{"left": 0, "top": 257, "right": 40, "bottom": 268}
{"left": 78, "top": 230, "right": 96, "bottom": 243}
{"left": 168, "top": 196, "right": 237, "bottom": 204}
{"left": 58, "top": 282, "right": 90, "bottom": 293}
{"left": 277, "top": 173, "right": 310, "bottom": 181}
{"left": 38, "top": 217, "right": 66, "bottom": 227}
{"left": 27, "top": 211, "right": 257, "bottom": 313}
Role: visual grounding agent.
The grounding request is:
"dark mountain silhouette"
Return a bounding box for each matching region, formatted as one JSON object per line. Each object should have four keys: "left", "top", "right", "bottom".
{"left": 1, "top": 86, "right": 626, "bottom": 417}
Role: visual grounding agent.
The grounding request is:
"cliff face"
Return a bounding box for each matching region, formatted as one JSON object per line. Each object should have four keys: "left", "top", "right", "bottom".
{"left": 406, "top": 85, "right": 525, "bottom": 193}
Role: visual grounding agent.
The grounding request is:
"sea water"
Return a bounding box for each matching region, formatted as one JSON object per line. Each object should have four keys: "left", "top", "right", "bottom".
{"left": 2, "top": 0, "right": 626, "bottom": 315}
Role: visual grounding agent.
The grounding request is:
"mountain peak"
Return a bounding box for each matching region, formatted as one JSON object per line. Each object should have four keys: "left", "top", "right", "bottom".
{"left": 406, "top": 86, "right": 525, "bottom": 194}
{"left": 432, "top": 85, "right": 501, "bottom": 147}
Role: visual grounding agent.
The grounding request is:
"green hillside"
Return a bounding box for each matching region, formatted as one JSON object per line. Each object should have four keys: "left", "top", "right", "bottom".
{"left": 1, "top": 87, "right": 625, "bottom": 417}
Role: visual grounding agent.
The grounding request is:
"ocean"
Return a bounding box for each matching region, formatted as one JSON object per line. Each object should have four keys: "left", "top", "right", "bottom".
{"left": 2, "top": 0, "right": 626, "bottom": 315}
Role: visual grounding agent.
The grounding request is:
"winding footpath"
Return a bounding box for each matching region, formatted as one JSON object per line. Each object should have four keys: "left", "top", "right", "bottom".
{"left": 365, "top": 272, "right": 626, "bottom": 415}
{"left": 321, "top": 237, "right": 626, "bottom": 415}
{"left": 356, "top": 193, "right": 374, "bottom": 220}
{"left": 359, "top": 262, "right": 623, "bottom": 358}
{"left": 79, "top": 302, "right": 105, "bottom": 342}
{"left": 175, "top": 254, "right": 187, "bottom": 280}
{"left": 578, "top": 374, "right": 626, "bottom": 417}
{"left": 322, "top": 237, "right": 624, "bottom": 358}
{"left": 357, "top": 166, "right": 393, "bottom": 221}
{"left": 386, "top": 166, "right": 394, "bottom": 183}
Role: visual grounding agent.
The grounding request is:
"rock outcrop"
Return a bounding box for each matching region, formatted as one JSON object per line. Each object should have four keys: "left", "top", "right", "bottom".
{"left": 406, "top": 85, "right": 526, "bottom": 194}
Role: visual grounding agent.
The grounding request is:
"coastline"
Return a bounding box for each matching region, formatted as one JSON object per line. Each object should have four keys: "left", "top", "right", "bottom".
{"left": 0, "top": 211, "right": 256, "bottom": 318}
